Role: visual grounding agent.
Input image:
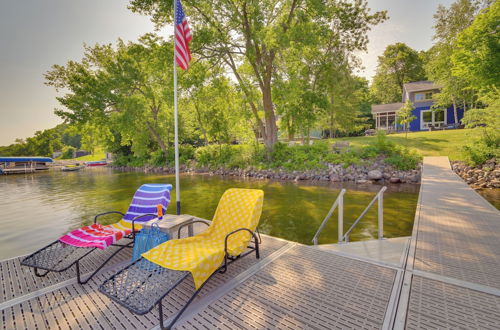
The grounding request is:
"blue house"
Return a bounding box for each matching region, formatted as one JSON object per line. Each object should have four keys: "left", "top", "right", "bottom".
{"left": 371, "top": 81, "right": 464, "bottom": 132}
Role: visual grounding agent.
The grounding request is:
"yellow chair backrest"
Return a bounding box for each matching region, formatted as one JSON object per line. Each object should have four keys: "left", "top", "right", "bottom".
{"left": 204, "top": 188, "right": 264, "bottom": 256}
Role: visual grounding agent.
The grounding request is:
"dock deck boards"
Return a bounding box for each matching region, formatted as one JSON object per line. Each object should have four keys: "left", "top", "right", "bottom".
{"left": 400, "top": 156, "right": 500, "bottom": 329}
{"left": 176, "top": 245, "right": 397, "bottom": 330}
{"left": 1, "top": 156, "right": 499, "bottom": 329}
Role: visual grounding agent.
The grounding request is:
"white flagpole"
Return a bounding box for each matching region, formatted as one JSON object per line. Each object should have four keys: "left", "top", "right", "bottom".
{"left": 173, "top": 0, "right": 181, "bottom": 216}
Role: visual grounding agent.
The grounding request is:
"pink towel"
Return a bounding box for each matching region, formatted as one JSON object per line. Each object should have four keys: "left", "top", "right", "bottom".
{"left": 59, "top": 223, "right": 131, "bottom": 250}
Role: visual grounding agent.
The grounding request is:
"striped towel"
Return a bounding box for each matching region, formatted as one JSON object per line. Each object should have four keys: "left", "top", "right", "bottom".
{"left": 59, "top": 184, "right": 172, "bottom": 249}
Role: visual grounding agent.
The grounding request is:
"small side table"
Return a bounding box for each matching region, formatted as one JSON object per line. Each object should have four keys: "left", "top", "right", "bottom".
{"left": 141, "top": 214, "right": 195, "bottom": 238}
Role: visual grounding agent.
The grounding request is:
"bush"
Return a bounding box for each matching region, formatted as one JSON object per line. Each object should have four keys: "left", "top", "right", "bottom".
{"left": 165, "top": 144, "right": 196, "bottom": 166}
{"left": 270, "top": 142, "right": 332, "bottom": 170}
{"left": 463, "top": 139, "right": 500, "bottom": 166}
{"left": 195, "top": 145, "right": 234, "bottom": 168}
{"left": 374, "top": 130, "right": 395, "bottom": 154}
{"left": 461, "top": 92, "right": 500, "bottom": 166}
{"left": 193, "top": 144, "right": 261, "bottom": 169}
{"left": 113, "top": 154, "right": 147, "bottom": 167}
{"left": 60, "top": 146, "right": 75, "bottom": 159}
{"left": 384, "top": 147, "right": 421, "bottom": 170}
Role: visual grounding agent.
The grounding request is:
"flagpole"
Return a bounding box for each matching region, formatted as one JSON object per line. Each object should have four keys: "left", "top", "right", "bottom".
{"left": 173, "top": 0, "right": 181, "bottom": 216}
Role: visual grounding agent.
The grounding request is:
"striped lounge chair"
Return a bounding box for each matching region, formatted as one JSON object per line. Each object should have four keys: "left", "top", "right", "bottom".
{"left": 21, "top": 184, "right": 172, "bottom": 284}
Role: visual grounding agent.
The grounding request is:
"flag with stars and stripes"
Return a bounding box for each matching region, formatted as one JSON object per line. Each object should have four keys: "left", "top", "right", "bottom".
{"left": 175, "top": 0, "right": 192, "bottom": 70}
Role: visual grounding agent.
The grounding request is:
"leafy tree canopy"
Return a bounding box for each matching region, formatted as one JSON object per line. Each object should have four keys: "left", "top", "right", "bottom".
{"left": 128, "top": 0, "right": 387, "bottom": 151}
{"left": 370, "top": 43, "right": 427, "bottom": 103}
{"left": 452, "top": 1, "right": 500, "bottom": 91}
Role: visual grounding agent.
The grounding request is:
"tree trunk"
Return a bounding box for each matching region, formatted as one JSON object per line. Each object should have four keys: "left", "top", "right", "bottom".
{"left": 452, "top": 98, "right": 458, "bottom": 124}
{"left": 145, "top": 121, "right": 168, "bottom": 162}
{"left": 261, "top": 80, "right": 278, "bottom": 151}
{"left": 329, "top": 94, "right": 335, "bottom": 138}
{"left": 194, "top": 102, "right": 209, "bottom": 145}
{"left": 287, "top": 117, "right": 294, "bottom": 141}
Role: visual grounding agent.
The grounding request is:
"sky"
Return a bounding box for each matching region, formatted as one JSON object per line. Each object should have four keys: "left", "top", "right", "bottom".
{"left": 0, "top": 0, "right": 454, "bottom": 146}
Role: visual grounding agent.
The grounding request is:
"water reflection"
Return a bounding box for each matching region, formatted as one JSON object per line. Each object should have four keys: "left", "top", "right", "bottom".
{"left": 0, "top": 168, "right": 420, "bottom": 260}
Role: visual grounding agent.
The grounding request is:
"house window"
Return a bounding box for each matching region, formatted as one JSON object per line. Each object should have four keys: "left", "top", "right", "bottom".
{"left": 415, "top": 92, "right": 433, "bottom": 101}
{"left": 421, "top": 109, "right": 446, "bottom": 130}
{"left": 375, "top": 112, "right": 397, "bottom": 131}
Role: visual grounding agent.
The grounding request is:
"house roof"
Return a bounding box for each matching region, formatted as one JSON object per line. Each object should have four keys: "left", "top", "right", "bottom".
{"left": 371, "top": 102, "right": 403, "bottom": 114}
{"left": 403, "top": 80, "right": 442, "bottom": 93}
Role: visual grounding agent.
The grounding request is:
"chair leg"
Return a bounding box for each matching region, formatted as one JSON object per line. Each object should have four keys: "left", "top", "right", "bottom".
{"left": 34, "top": 268, "right": 50, "bottom": 277}
{"left": 219, "top": 255, "right": 228, "bottom": 274}
{"left": 76, "top": 240, "right": 133, "bottom": 284}
{"left": 158, "top": 301, "right": 165, "bottom": 330}
{"left": 163, "top": 273, "right": 215, "bottom": 329}
{"left": 255, "top": 239, "right": 260, "bottom": 259}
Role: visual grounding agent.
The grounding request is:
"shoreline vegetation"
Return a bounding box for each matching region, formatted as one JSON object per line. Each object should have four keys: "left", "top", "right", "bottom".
{"left": 49, "top": 128, "right": 497, "bottom": 188}
{"left": 108, "top": 131, "right": 422, "bottom": 185}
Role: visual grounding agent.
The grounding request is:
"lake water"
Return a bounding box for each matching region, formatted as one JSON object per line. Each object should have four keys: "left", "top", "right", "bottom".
{"left": 1, "top": 168, "right": 421, "bottom": 260}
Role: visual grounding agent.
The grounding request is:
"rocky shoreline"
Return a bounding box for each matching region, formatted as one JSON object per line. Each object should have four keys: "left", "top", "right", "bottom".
{"left": 452, "top": 158, "right": 500, "bottom": 189}
{"left": 112, "top": 157, "right": 422, "bottom": 184}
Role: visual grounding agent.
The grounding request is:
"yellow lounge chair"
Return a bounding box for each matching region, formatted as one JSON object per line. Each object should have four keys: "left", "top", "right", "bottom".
{"left": 99, "top": 188, "right": 264, "bottom": 329}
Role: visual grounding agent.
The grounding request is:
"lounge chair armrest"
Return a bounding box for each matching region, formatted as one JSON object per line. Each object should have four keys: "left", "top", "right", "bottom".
{"left": 94, "top": 211, "right": 125, "bottom": 224}
{"left": 177, "top": 220, "right": 210, "bottom": 239}
{"left": 131, "top": 213, "right": 158, "bottom": 234}
{"left": 224, "top": 228, "right": 259, "bottom": 255}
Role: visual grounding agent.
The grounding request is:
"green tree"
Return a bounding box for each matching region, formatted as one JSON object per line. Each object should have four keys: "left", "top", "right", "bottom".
{"left": 461, "top": 89, "right": 500, "bottom": 164}
{"left": 371, "top": 43, "right": 427, "bottom": 103}
{"left": 396, "top": 100, "right": 416, "bottom": 139}
{"left": 129, "top": 0, "right": 387, "bottom": 152}
{"left": 425, "top": 0, "right": 484, "bottom": 123}
{"left": 46, "top": 35, "right": 176, "bottom": 162}
{"left": 452, "top": 1, "right": 500, "bottom": 92}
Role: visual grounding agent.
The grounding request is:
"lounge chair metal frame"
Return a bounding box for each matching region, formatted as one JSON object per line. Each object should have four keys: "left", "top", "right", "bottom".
{"left": 21, "top": 212, "right": 156, "bottom": 284}
{"left": 99, "top": 219, "right": 261, "bottom": 330}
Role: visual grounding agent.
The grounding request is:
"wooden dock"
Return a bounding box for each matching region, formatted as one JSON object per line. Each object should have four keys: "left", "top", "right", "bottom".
{"left": 1, "top": 167, "right": 36, "bottom": 174}
{"left": 1, "top": 156, "right": 499, "bottom": 329}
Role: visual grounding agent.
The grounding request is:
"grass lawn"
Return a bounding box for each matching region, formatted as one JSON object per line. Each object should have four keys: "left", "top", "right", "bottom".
{"left": 73, "top": 152, "right": 106, "bottom": 161}
{"left": 331, "top": 129, "right": 479, "bottom": 161}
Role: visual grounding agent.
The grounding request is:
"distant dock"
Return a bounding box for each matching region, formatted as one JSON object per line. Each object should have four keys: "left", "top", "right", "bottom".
{"left": 1, "top": 156, "right": 499, "bottom": 329}
{"left": 0, "top": 157, "right": 52, "bottom": 175}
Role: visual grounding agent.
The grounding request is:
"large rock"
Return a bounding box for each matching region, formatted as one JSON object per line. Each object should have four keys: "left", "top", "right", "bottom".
{"left": 330, "top": 175, "right": 341, "bottom": 182}
{"left": 389, "top": 177, "right": 401, "bottom": 183}
{"left": 367, "top": 170, "right": 383, "bottom": 180}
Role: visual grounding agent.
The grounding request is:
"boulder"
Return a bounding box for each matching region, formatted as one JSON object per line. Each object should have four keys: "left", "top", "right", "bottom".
{"left": 367, "top": 170, "right": 383, "bottom": 180}
{"left": 330, "top": 175, "right": 341, "bottom": 182}
{"left": 389, "top": 177, "right": 401, "bottom": 183}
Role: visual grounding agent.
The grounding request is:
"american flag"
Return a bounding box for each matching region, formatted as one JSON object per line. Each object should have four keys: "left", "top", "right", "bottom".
{"left": 175, "top": 0, "right": 192, "bottom": 70}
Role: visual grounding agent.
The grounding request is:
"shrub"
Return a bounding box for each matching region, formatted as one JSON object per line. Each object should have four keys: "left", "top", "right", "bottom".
{"left": 60, "top": 146, "right": 75, "bottom": 159}
{"left": 164, "top": 144, "right": 196, "bottom": 166}
{"left": 384, "top": 147, "right": 421, "bottom": 170}
{"left": 374, "top": 130, "right": 395, "bottom": 154}
{"left": 194, "top": 144, "right": 240, "bottom": 169}
{"left": 269, "top": 142, "right": 331, "bottom": 170}
{"left": 461, "top": 92, "right": 500, "bottom": 166}
{"left": 463, "top": 140, "right": 500, "bottom": 166}
{"left": 113, "top": 154, "right": 147, "bottom": 167}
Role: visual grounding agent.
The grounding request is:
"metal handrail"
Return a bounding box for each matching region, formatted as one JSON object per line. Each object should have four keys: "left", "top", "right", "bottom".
{"left": 343, "top": 186, "right": 387, "bottom": 242}
{"left": 312, "top": 189, "right": 346, "bottom": 245}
